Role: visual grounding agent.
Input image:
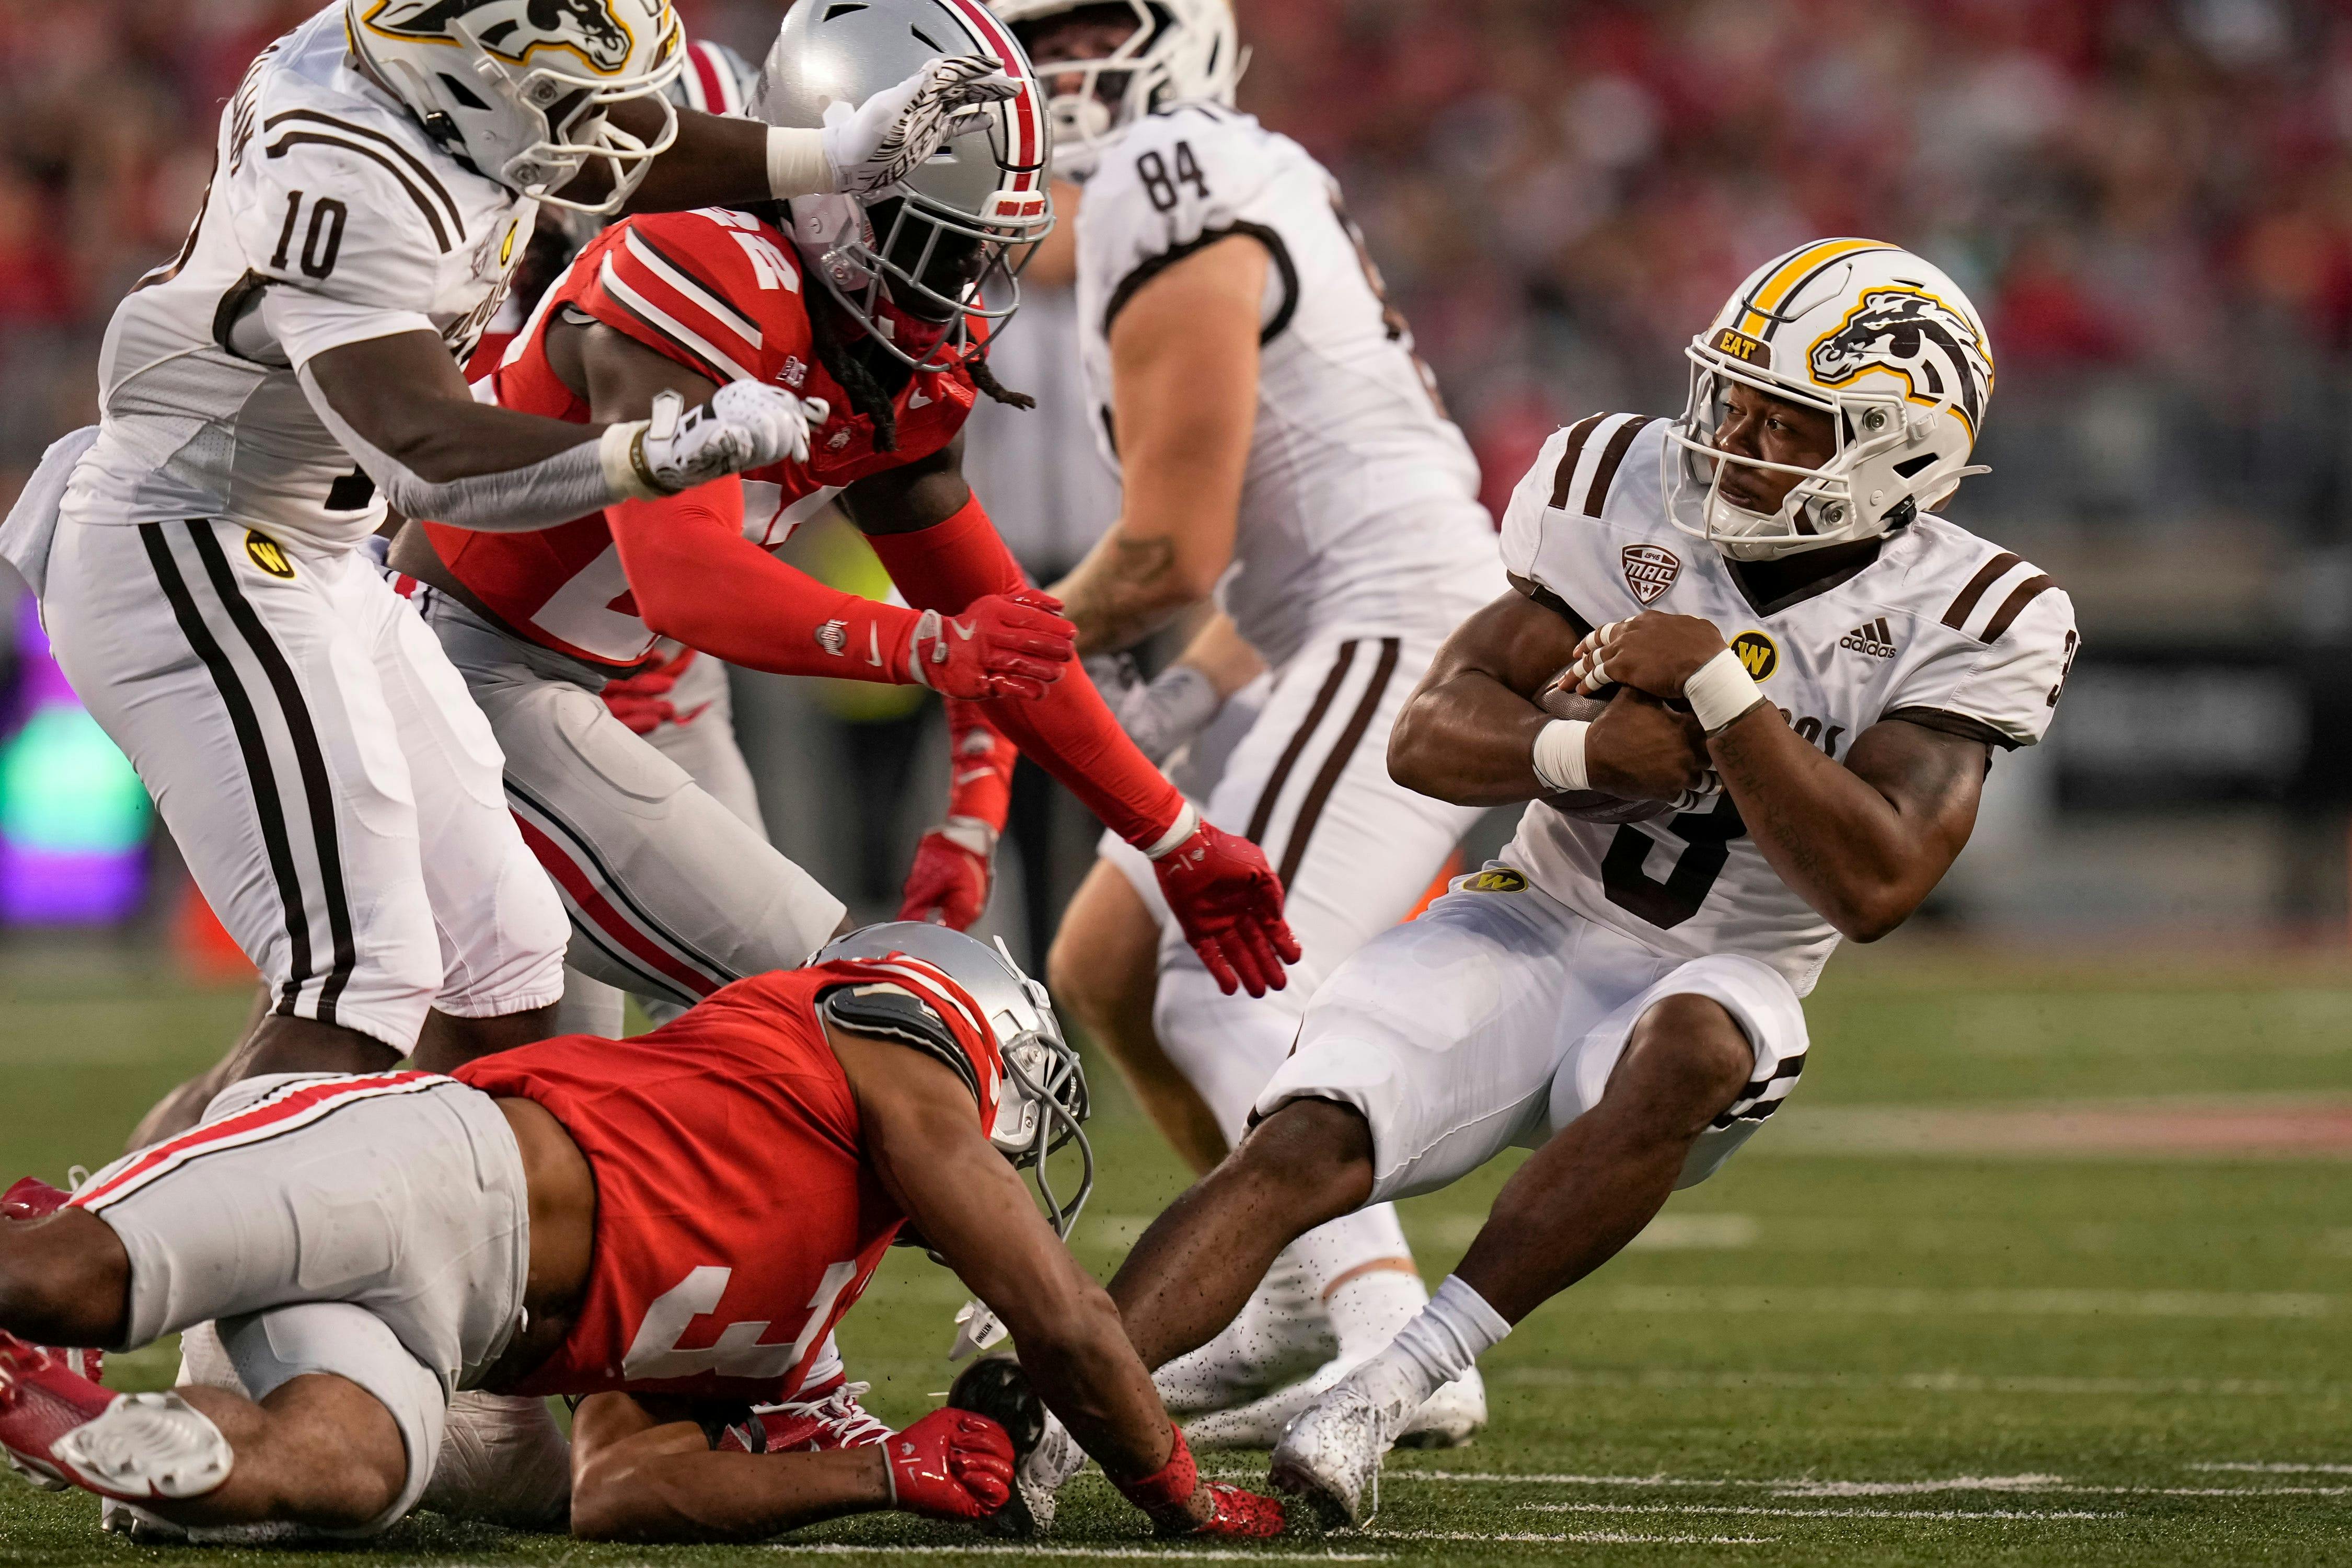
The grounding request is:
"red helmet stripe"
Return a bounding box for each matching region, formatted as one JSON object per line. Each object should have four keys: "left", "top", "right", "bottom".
{"left": 935, "top": 0, "right": 1042, "bottom": 190}
{"left": 688, "top": 39, "right": 732, "bottom": 114}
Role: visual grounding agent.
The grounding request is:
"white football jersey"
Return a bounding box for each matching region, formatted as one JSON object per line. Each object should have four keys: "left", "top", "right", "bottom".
{"left": 63, "top": 7, "right": 533, "bottom": 555}
{"left": 1073, "top": 103, "right": 1502, "bottom": 666}
{"left": 1500, "top": 414, "right": 2079, "bottom": 995}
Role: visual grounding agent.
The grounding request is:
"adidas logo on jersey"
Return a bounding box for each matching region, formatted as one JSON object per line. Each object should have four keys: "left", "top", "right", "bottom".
{"left": 1840, "top": 617, "right": 1898, "bottom": 660}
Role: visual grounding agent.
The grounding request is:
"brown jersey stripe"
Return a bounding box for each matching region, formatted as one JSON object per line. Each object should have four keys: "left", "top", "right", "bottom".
{"left": 1980, "top": 573, "right": 2055, "bottom": 644}
{"left": 1939, "top": 551, "right": 2022, "bottom": 632}
{"left": 1548, "top": 414, "right": 1605, "bottom": 509}
{"left": 1582, "top": 416, "right": 1655, "bottom": 516}
{"left": 1277, "top": 637, "right": 1402, "bottom": 889}
{"left": 1245, "top": 641, "right": 1358, "bottom": 845}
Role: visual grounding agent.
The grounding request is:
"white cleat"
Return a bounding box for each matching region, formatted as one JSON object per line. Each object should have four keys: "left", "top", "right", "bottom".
{"left": 1269, "top": 1363, "right": 1419, "bottom": 1530}
{"left": 1396, "top": 1364, "right": 1486, "bottom": 1449}
{"left": 998, "top": 1409, "right": 1086, "bottom": 1537}
{"left": 50, "top": 1392, "right": 234, "bottom": 1501}
{"left": 1154, "top": 1252, "right": 1330, "bottom": 1417}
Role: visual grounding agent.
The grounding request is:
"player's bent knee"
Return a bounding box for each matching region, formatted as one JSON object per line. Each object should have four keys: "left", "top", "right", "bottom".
{"left": 0, "top": 1213, "right": 130, "bottom": 1347}
{"left": 1615, "top": 994, "right": 1757, "bottom": 1134}
{"left": 1228, "top": 1097, "right": 1376, "bottom": 1213}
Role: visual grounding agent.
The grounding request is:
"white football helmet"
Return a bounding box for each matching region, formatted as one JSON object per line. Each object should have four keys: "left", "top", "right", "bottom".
{"left": 992, "top": 0, "right": 1243, "bottom": 178}
{"left": 814, "top": 921, "right": 1092, "bottom": 1241}
{"left": 1663, "top": 239, "right": 1996, "bottom": 560}
{"left": 347, "top": 0, "right": 685, "bottom": 214}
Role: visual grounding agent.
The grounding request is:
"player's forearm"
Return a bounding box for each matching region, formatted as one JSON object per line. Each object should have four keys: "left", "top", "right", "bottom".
{"left": 1389, "top": 669, "right": 1551, "bottom": 806}
{"left": 993, "top": 1274, "right": 1176, "bottom": 1483}
{"left": 1707, "top": 706, "right": 1933, "bottom": 941}
{"left": 572, "top": 1442, "right": 886, "bottom": 1542}
{"left": 1052, "top": 523, "right": 1220, "bottom": 656}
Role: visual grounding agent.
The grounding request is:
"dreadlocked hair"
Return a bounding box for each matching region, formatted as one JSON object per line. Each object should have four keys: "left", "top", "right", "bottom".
{"left": 808, "top": 296, "right": 903, "bottom": 453}
{"left": 968, "top": 349, "right": 1036, "bottom": 411}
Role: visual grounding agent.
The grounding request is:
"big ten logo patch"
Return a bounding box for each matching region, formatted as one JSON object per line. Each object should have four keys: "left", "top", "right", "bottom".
{"left": 1730, "top": 630, "right": 1778, "bottom": 681}
{"left": 245, "top": 531, "right": 295, "bottom": 579}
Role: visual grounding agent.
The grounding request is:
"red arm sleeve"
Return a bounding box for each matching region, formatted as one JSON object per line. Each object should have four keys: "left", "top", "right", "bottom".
{"left": 608, "top": 480, "right": 921, "bottom": 682}
{"left": 862, "top": 497, "right": 1187, "bottom": 850}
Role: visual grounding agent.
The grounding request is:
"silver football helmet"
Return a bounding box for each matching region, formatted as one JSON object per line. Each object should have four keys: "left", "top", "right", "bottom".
{"left": 993, "top": 0, "right": 1243, "bottom": 178}
{"left": 750, "top": 0, "right": 1054, "bottom": 371}
{"left": 347, "top": 0, "right": 686, "bottom": 214}
{"left": 814, "top": 921, "right": 1092, "bottom": 1241}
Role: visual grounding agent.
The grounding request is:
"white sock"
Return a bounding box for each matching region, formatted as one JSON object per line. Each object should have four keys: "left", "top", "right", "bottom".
{"left": 802, "top": 1332, "right": 846, "bottom": 1391}
{"left": 1366, "top": 1275, "right": 1512, "bottom": 1409}
{"left": 1288, "top": 1204, "right": 1427, "bottom": 1358}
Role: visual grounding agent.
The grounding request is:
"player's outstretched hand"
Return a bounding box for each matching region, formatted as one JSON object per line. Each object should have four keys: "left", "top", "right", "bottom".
{"left": 885, "top": 1408, "right": 1016, "bottom": 1521}
{"left": 906, "top": 591, "right": 1078, "bottom": 700}
{"left": 1151, "top": 815, "right": 1301, "bottom": 997}
{"left": 900, "top": 826, "right": 992, "bottom": 929}
{"left": 824, "top": 55, "right": 1021, "bottom": 197}
{"left": 1567, "top": 612, "right": 1731, "bottom": 699}
{"left": 631, "top": 387, "right": 831, "bottom": 495}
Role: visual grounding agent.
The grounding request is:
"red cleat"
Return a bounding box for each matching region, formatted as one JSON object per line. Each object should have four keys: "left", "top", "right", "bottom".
{"left": 0, "top": 1181, "right": 100, "bottom": 1386}
{"left": 720, "top": 1376, "right": 893, "bottom": 1454}
{"left": 0, "top": 1332, "right": 230, "bottom": 1502}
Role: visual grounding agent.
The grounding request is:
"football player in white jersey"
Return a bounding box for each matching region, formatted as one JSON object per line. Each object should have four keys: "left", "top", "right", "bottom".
{"left": 0, "top": 0, "right": 1028, "bottom": 1108}
{"left": 1073, "top": 239, "right": 2079, "bottom": 1524}
{"left": 991, "top": 0, "right": 1505, "bottom": 1447}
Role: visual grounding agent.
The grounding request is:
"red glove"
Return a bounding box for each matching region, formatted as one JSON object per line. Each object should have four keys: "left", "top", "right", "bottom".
{"left": 900, "top": 701, "right": 1018, "bottom": 929}
{"left": 1150, "top": 809, "right": 1302, "bottom": 998}
{"left": 884, "top": 1407, "right": 1016, "bottom": 1520}
{"left": 1113, "top": 1425, "right": 1285, "bottom": 1539}
{"left": 601, "top": 645, "right": 701, "bottom": 736}
{"left": 907, "top": 591, "right": 1077, "bottom": 700}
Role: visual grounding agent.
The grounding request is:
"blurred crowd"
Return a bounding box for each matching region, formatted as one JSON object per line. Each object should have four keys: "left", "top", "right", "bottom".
{"left": 5, "top": 0, "right": 2351, "bottom": 550}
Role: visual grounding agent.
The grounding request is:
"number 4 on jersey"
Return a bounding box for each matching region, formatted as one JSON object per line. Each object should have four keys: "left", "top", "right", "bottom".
{"left": 621, "top": 1260, "right": 860, "bottom": 1381}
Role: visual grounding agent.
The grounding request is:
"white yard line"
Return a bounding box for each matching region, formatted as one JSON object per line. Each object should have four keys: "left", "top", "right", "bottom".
{"left": 766, "top": 1549, "right": 1385, "bottom": 1561}
{"left": 1526, "top": 1502, "right": 2115, "bottom": 1521}
{"left": 1493, "top": 1366, "right": 2322, "bottom": 1398}
{"left": 1365, "top": 1531, "right": 1770, "bottom": 1546}
{"left": 2190, "top": 1462, "right": 2352, "bottom": 1474}
{"left": 1591, "top": 1285, "right": 2338, "bottom": 1318}
{"left": 1382, "top": 1470, "right": 2351, "bottom": 1499}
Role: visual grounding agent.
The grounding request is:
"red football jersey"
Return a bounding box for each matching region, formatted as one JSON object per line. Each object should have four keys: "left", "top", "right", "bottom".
{"left": 426, "top": 208, "right": 984, "bottom": 668}
{"left": 451, "top": 956, "right": 1003, "bottom": 1401}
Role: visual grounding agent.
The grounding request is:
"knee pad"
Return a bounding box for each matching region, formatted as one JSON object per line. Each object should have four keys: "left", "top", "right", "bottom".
{"left": 217, "top": 1303, "right": 445, "bottom": 1538}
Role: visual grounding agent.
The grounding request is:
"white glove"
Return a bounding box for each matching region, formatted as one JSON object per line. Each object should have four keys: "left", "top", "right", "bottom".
{"left": 823, "top": 55, "right": 1021, "bottom": 197}
{"left": 610, "top": 385, "right": 831, "bottom": 498}
{"left": 1101, "top": 660, "right": 1225, "bottom": 765}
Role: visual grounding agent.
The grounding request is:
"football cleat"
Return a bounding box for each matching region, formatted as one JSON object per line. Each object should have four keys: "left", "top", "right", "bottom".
{"left": 1187, "top": 1350, "right": 1485, "bottom": 1455}
{"left": 1267, "top": 1361, "right": 1424, "bottom": 1530}
{"left": 1393, "top": 1366, "right": 1487, "bottom": 1450}
{"left": 1154, "top": 1253, "right": 1330, "bottom": 1417}
{"left": 948, "top": 1354, "right": 1084, "bottom": 1537}
{"left": 722, "top": 1377, "right": 893, "bottom": 1454}
{"left": 0, "top": 1333, "right": 232, "bottom": 1504}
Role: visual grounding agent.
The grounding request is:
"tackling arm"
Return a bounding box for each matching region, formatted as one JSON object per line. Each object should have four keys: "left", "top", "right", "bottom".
{"left": 567, "top": 1392, "right": 888, "bottom": 1543}
{"left": 1048, "top": 235, "right": 1264, "bottom": 655}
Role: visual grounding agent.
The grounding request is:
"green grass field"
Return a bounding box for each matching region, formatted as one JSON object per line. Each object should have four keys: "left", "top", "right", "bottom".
{"left": 4, "top": 945, "right": 2352, "bottom": 1565}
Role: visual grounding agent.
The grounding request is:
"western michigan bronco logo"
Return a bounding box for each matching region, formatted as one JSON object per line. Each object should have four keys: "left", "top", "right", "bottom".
{"left": 362, "top": 0, "right": 637, "bottom": 75}
{"left": 1731, "top": 630, "right": 1778, "bottom": 681}
{"left": 245, "top": 531, "right": 295, "bottom": 579}
{"left": 1808, "top": 287, "right": 1993, "bottom": 435}
{"left": 1463, "top": 868, "right": 1526, "bottom": 893}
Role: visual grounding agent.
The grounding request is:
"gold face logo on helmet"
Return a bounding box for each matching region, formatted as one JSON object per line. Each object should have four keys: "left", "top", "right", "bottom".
{"left": 361, "top": 0, "right": 641, "bottom": 76}
{"left": 1807, "top": 286, "right": 1994, "bottom": 435}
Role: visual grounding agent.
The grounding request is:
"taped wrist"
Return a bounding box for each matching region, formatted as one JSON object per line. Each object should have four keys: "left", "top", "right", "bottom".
{"left": 1531, "top": 719, "right": 1591, "bottom": 793}
{"left": 1684, "top": 648, "right": 1768, "bottom": 734}
{"left": 766, "top": 125, "right": 835, "bottom": 198}
{"left": 599, "top": 421, "right": 663, "bottom": 499}
{"left": 299, "top": 364, "right": 627, "bottom": 532}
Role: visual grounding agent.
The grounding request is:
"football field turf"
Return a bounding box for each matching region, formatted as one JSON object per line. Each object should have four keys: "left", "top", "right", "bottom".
{"left": 4, "top": 948, "right": 2351, "bottom": 1565}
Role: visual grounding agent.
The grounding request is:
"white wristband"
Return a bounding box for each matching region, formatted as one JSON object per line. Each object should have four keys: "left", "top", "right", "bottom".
{"left": 765, "top": 125, "right": 834, "bottom": 199}
{"left": 1531, "top": 719, "right": 1591, "bottom": 793}
{"left": 1684, "top": 647, "right": 1766, "bottom": 734}
{"left": 598, "top": 421, "right": 660, "bottom": 500}
{"left": 1141, "top": 801, "right": 1202, "bottom": 860}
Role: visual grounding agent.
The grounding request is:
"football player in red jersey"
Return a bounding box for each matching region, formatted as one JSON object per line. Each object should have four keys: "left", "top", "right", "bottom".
{"left": 0, "top": 926, "right": 1281, "bottom": 1542}
{"left": 381, "top": 0, "right": 1296, "bottom": 1019}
